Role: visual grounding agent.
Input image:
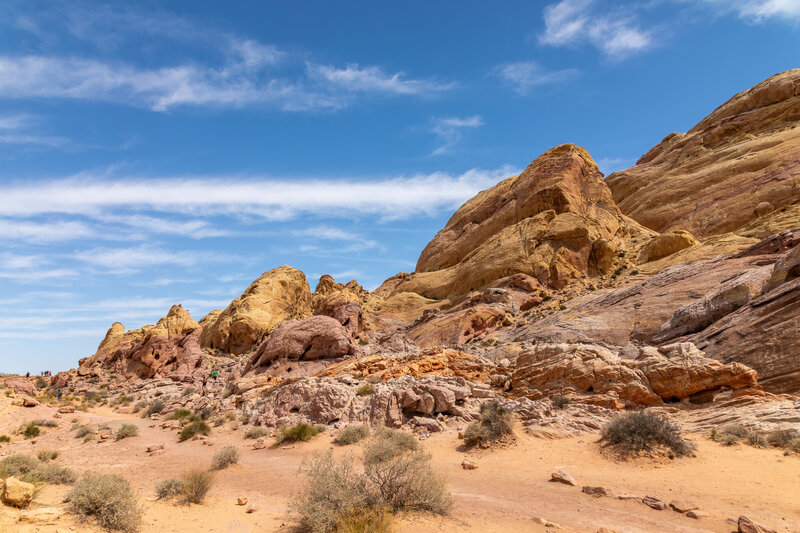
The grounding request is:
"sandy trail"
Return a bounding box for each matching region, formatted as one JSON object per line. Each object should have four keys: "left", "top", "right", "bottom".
{"left": 0, "top": 398, "right": 797, "bottom": 532}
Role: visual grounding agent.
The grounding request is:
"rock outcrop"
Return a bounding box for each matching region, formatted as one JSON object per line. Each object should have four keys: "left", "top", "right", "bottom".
{"left": 78, "top": 305, "right": 203, "bottom": 380}
{"left": 245, "top": 315, "right": 355, "bottom": 372}
{"left": 607, "top": 70, "right": 800, "bottom": 239}
{"left": 312, "top": 275, "right": 364, "bottom": 339}
{"left": 3, "top": 377, "right": 36, "bottom": 396}
{"left": 397, "top": 144, "right": 654, "bottom": 299}
{"left": 511, "top": 342, "right": 759, "bottom": 408}
{"left": 200, "top": 266, "right": 312, "bottom": 354}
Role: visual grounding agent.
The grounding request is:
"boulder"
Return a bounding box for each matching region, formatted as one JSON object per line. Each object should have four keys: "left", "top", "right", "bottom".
{"left": 642, "top": 496, "right": 668, "bottom": 510}
{"left": 550, "top": 470, "right": 576, "bottom": 486}
{"left": 246, "top": 315, "right": 355, "bottom": 371}
{"left": 738, "top": 515, "right": 777, "bottom": 533}
{"left": 669, "top": 500, "right": 698, "bottom": 513}
{"left": 2, "top": 477, "right": 34, "bottom": 508}
{"left": 4, "top": 378, "right": 36, "bottom": 396}
{"left": 581, "top": 486, "right": 611, "bottom": 497}
{"left": 640, "top": 231, "right": 699, "bottom": 262}
{"left": 200, "top": 266, "right": 312, "bottom": 354}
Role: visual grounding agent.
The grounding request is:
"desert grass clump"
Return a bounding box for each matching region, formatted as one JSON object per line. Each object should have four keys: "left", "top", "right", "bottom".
{"left": 294, "top": 429, "right": 451, "bottom": 533}
{"left": 140, "top": 399, "right": 165, "bottom": 418}
{"left": 768, "top": 429, "right": 800, "bottom": 452}
{"left": 154, "top": 478, "right": 184, "bottom": 500}
{"left": 463, "top": 401, "right": 514, "bottom": 448}
{"left": 178, "top": 416, "right": 211, "bottom": 442}
{"left": 169, "top": 409, "right": 192, "bottom": 421}
{"left": 132, "top": 400, "right": 147, "bottom": 413}
{"left": 74, "top": 425, "right": 95, "bottom": 442}
{"left": 31, "top": 462, "right": 77, "bottom": 485}
{"left": 115, "top": 424, "right": 139, "bottom": 441}
{"left": 32, "top": 418, "right": 59, "bottom": 428}
{"left": 334, "top": 424, "right": 371, "bottom": 446}
{"left": 180, "top": 469, "right": 215, "bottom": 504}
{"left": 356, "top": 383, "right": 375, "bottom": 396}
{"left": 275, "top": 422, "right": 319, "bottom": 446}
{"left": 22, "top": 421, "right": 40, "bottom": 439}
{"left": 244, "top": 426, "right": 269, "bottom": 439}
{"left": 0, "top": 454, "right": 39, "bottom": 478}
{"left": 602, "top": 411, "right": 694, "bottom": 457}
{"left": 37, "top": 449, "right": 59, "bottom": 462}
{"left": 0, "top": 435, "right": 10, "bottom": 443}
{"left": 211, "top": 445, "right": 240, "bottom": 470}
{"left": 66, "top": 474, "right": 142, "bottom": 532}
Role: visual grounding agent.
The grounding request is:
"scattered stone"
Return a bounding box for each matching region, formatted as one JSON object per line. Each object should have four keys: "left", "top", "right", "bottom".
{"left": 145, "top": 444, "right": 164, "bottom": 453}
{"left": 253, "top": 438, "right": 266, "bottom": 450}
{"left": 461, "top": 459, "right": 478, "bottom": 470}
{"left": 596, "top": 528, "right": 617, "bottom": 533}
{"left": 2, "top": 477, "right": 34, "bottom": 508}
{"left": 58, "top": 406, "right": 75, "bottom": 414}
{"left": 738, "top": 516, "right": 778, "bottom": 533}
{"left": 99, "top": 433, "right": 110, "bottom": 440}
{"left": 531, "top": 516, "right": 562, "bottom": 528}
{"left": 18, "top": 507, "right": 65, "bottom": 524}
{"left": 550, "top": 470, "right": 576, "bottom": 486}
{"left": 686, "top": 510, "right": 710, "bottom": 519}
{"left": 581, "top": 486, "right": 611, "bottom": 497}
{"left": 616, "top": 494, "right": 640, "bottom": 501}
{"left": 642, "top": 496, "right": 668, "bottom": 510}
{"left": 22, "top": 398, "right": 38, "bottom": 408}
{"left": 53, "top": 413, "right": 61, "bottom": 419}
{"left": 237, "top": 497, "right": 248, "bottom": 506}
{"left": 246, "top": 503, "right": 257, "bottom": 513}
{"left": 669, "top": 499, "right": 698, "bottom": 513}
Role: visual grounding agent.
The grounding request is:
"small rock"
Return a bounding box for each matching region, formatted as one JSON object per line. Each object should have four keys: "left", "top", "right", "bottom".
{"left": 17, "top": 507, "right": 65, "bottom": 524}
{"left": 58, "top": 406, "right": 75, "bottom": 414}
{"left": 99, "top": 433, "right": 110, "bottom": 440}
{"left": 145, "top": 444, "right": 164, "bottom": 453}
{"left": 461, "top": 459, "right": 478, "bottom": 470}
{"left": 616, "top": 494, "right": 640, "bottom": 500}
{"left": 642, "top": 496, "right": 668, "bottom": 510}
{"left": 253, "top": 438, "right": 266, "bottom": 450}
{"left": 738, "top": 516, "right": 778, "bottom": 533}
{"left": 246, "top": 503, "right": 256, "bottom": 513}
{"left": 237, "top": 497, "right": 248, "bottom": 506}
{"left": 531, "top": 516, "right": 562, "bottom": 528}
{"left": 550, "top": 470, "right": 576, "bottom": 486}
{"left": 596, "top": 528, "right": 617, "bottom": 533}
{"left": 686, "top": 510, "right": 710, "bottom": 519}
{"left": 22, "top": 398, "right": 38, "bottom": 408}
{"left": 53, "top": 413, "right": 61, "bottom": 419}
{"left": 2, "top": 476, "right": 34, "bottom": 508}
{"left": 669, "top": 499, "right": 698, "bottom": 513}
{"left": 582, "top": 486, "right": 611, "bottom": 497}
{"left": 30, "top": 440, "right": 37, "bottom": 445}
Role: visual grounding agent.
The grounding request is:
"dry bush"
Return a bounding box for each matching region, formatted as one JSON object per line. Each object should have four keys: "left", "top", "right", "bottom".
{"left": 463, "top": 401, "right": 513, "bottom": 448}
{"left": 169, "top": 409, "right": 192, "bottom": 421}
{"left": 602, "top": 411, "right": 694, "bottom": 457}
{"left": 37, "top": 449, "right": 59, "bottom": 462}
{"left": 74, "top": 425, "right": 95, "bottom": 440}
{"left": 334, "top": 425, "right": 371, "bottom": 446}
{"left": 115, "top": 424, "right": 139, "bottom": 441}
{"left": 179, "top": 417, "right": 211, "bottom": 442}
{"left": 356, "top": 384, "right": 375, "bottom": 396}
{"left": 0, "top": 454, "right": 39, "bottom": 478}
{"left": 768, "top": 429, "right": 800, "bottom": 452}
{"left": 294, "top": 429, "right": 451, "bottom": 533}
{"left": 22, "top": 422, "right": 40, "bottom": 439}
{"left": 275, "top": 422, "right": 319, "bottom": 445}
{"left": 211, "top": 445, "right": 240, "bottom": 470}
{"left": 140, "top": 399, "right": 165, "bottom": 418}
{"left": 66, "top": 474, "right": 142, "bottom": 532}
{"left": 180, "top": 469, "right": 215, "bottom": 504}
{"left": 0, "top": 435, "right": 10, "bottom": 442}
{"left": 154, "top": 478, "right": 183, "bottom": 500}
{"left": 551, "top": 395, "right": 570, "bottom": 409}
{"left": 31, "top": 462, "right": 77, "bottom": 485}
{"left": 32, "top": 418, "right": 59, "bottom": 428}
{"left": 244, "top": 426, "right": 269, "bottom": 439}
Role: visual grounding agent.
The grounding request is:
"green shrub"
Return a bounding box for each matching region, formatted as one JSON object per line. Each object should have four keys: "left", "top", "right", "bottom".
{"left": 334, "top": 425, "right": 371, "bottom": 446}
{"left": 768, "top": 429, "right": 800, "bottom": 452}
{"left": 154, "top": 478, "right": 183, "bottom": 500}
{"left": 37, "top": 449, "right": 59, "bottom": 462}
{"left": 74, "top": 425, "right": 95, "bottom": 440}
{"left": 66, "top": 474, "right": 142, "bottom": 532}
{"left": 169, "top": 409, "right": 192, "bottom": 421}
{"left": 32, "top": 418, "right": 58, "bottom": 428}
{"left": 22, "top": 422, "right": 40, "bottom": 439}
{"left": 132, "top": 401, "right": 147, "bottom": 413}
{"left": 356, "top": 384, "right": 375, "bottom": 396}
{"left": 0, "top": 435, "right": 10, "bottom": 443}
{"left": 179, "top": 417, "right": 211, "bottom": 442}
{"left": 336, "top": 507, "right": 395, "bottom": 533}
{"left": 180, "top": 469, "right": 214, "bottom": 504}
{"left": 275, "top": 422, "right": 319, "bottom": 446}
{"left": 463, "top": 401, "right": 514, "bottom": 448}
{"left": 115, "top": 424, "right": 139, "bottom": 441}
{"left": 602, "top": 411, "right": 694, "bottom": 457}
{"left": 244, "top": 427, "right": 269, "bottom": 440}
{"left": 551, "top": 395, "right": 570, "bottom": 409}
{"left": 211, "top": 445, "right": 239, "bottom": 470}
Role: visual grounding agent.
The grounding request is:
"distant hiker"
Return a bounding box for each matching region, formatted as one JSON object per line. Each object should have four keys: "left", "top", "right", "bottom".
{"left": 25, "top": 372, "right": 29, "bottom": 378}
{"left": 57, "top": 390, "right": 62, "bottom": 400}
{"left": 212, "top": 370, "right": 218, "bottom": 380}
{"left": 202, "top": 376, "right": 208, "bottom": 395}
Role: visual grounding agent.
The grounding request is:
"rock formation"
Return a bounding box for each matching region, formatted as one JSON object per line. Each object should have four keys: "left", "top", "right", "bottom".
{"left": 200, "top": 266, "right": 312, "bottom": 354}
{"left": 607, "top": 70, "right": 800, "bottom": 239}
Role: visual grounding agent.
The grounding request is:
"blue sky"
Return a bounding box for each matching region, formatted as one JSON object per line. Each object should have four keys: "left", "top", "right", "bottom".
{"left": 1, "top": 0, "right": 798, "bottom": 374}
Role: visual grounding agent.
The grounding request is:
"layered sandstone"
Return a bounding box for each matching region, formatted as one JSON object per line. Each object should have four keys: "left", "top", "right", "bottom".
{"left": 200, "top": 266, "right": 312, "bottom": 354}
{"left": 607, "top": 69, "right": 800, "bottom": 239}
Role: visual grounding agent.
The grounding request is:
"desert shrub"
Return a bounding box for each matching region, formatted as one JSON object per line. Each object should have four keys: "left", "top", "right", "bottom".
{"left": 211, "top": 445, "right": 240, "bottom": 470}
{"left": 768, "top": 429, "right": 800, "bottom": 452}
{"left": 31, "top": 462, "right": 77, "bottom": 484}
{"left": 356, "top": 384, "right": 375, "bottom": 396}
{"left": 37, "top": 449, "right": 59, "bottom": 462}
{"left": 711, "top": 424, "right": 758, "bottom": 447}
{"left": 74, "top": 425, "right": 95, "bottom": 440}
{"left": 463, "top": 401, "right": 513, "bottom": 448}
{"left": 115, "top": 424, "right": 139, "bottom": 441}
{"left": 551, "top": 395, "right": 570, "bottom": 409}
{"left": 32, "top": 418, "right": 58, "bottom": 427}
{"left": 181, "top": 388, "right": 196, "bottom": 397}
{"left": 275, "top": 422, "right": 319, "bottom": 445}
{"left": 602, "top": 411, "right": 694, "bottom": 457}
{"left": 179, "top": 417, "right": 211, "bottom": 442}
{"left": 334, "top": 425, "right": 371, "bottom": 446}
{"left": 35, "top": 377, "right": 47, "bottom": 389}
{"left": 294, "top": 430, "right": 450, "bottom": 533}
{"left": 66, "top": 474, "right": 142, "bottom": 532}
{"left": 132, "top": 401, "right": 147, "bottom": 413}
{"left": 22, "top": 421, "right": 40, "bottom": 439}
{"left": 244, "top": 427, "right": 269, "bottom": 440}
{"left": 169, "top": 409, "right": 192, "bottom": 421}
{"left": 140, "top": 399, "right": 165, "bottom": 418}
{"left": 154, "top": 478, "right": 183, "bottom": 500}
{"left": 180, "top": 469, "right": 214, "bottom": 504}
{"left": 0, "top": 454, "right": 39, "bottom": 478}
{"left": 0, "top": 435, "right": 10, "bottom": 443}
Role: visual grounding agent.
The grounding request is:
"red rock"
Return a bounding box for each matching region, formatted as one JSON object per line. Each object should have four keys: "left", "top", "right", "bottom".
{"left": 642, "top": 496, "right": 668, "bottom": 510}
{"left": 738, "top": 515, "right": 777, "bottom": 533}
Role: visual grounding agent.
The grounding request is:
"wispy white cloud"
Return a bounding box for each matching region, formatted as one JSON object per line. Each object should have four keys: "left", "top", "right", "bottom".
{"left": 539, "top": 0, "right": 653, "bottom": 58}
{"left": 429, "top": 115, "right": 484, "bottom": 155}
{"left": 306, "top": 63, "right": 454, "bottom": 95}
{"left": 0, "top": 219, "right": 98, "bottom": 242}
{"left": 0, "top": 252, "right": 77, "bottom": 282}
{"left": 496, "top": 62, "right": 579, "bottom": 95}
{"left": 72, "top": 244, "right": 226, "bottom": 273}
{"left": 0, "top": 166, "right": 518, "bottom": 222}
{"left": 0, "top": 113, "right": 70, "bottom": 147}
{"left": 697, "top": 0, "right": 800, "bottom": 22}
